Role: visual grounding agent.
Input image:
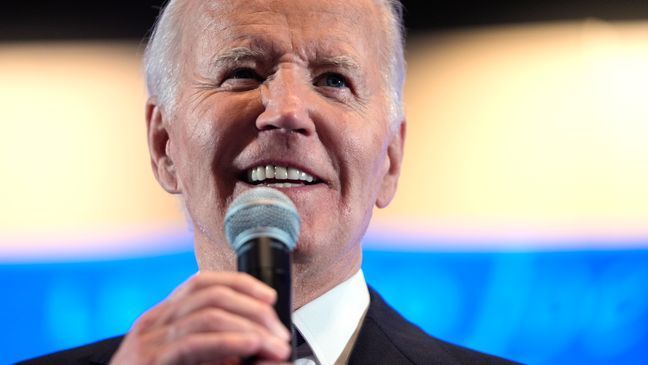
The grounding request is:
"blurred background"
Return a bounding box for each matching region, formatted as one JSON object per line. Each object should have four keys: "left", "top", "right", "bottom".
{"left": 1, "top": 0, "right": 647, "bottom": 364}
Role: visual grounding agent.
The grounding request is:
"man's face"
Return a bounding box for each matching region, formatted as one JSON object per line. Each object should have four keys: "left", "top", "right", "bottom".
{"left": 148, "top": 0, "right": 404, "bottom": 277}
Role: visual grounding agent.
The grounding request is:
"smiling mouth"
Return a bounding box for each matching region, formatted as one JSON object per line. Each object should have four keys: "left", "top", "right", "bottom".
{"left": 242, "top": 164, "right": 321, "bottom": 187}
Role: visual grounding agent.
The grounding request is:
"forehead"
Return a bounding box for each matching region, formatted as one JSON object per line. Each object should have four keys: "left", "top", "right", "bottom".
{"left": 185, "top": 0, "right": 385, "bottom": 62}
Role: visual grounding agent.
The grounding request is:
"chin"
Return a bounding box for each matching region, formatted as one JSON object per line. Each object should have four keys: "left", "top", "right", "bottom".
{"left": 291, "top": 239, "right": 319, "bottom": 264}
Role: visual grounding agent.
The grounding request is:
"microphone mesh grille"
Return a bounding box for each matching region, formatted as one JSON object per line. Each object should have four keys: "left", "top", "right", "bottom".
{"left": 224, "top": 187, "right": 300, "bottom": 252}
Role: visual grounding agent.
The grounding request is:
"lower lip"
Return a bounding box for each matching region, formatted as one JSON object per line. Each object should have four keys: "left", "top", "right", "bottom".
{"left": 236, "top": 180, "right": 329, "bottom": 198}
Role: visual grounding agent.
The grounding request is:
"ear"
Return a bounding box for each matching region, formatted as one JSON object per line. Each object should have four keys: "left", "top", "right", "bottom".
{"left": 146, "top": 97, "right": 180, "bottom": 194}
{"left": 376, "top": 120, "right": 406, "bottom": 208}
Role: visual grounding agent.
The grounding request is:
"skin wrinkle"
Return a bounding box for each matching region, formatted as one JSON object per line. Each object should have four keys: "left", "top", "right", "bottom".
{"left": 256, "top": 68, "right": 366, "bottom": 194}
{"left": 205, "top": 46, "right": 369, "bottom": 111}
{"left": 113, "top": 7, "right": 407, "bottom": 360}
{"left": 211, "top": 47, "right": 362, "bottom": 79}
{"left": 147, "top": 0, "right": 403, "bottom": 310}
{"left": 187, "top": 86, "right": 214, "bottom": 113}
{"left": 185, "top": 12, "right": 378, "bottom": 122}
{"left": 196, "top": 2, "right": 372, "bottom": 93}
{"left": 145, "top": 0, "right": 404, "bottom": 126}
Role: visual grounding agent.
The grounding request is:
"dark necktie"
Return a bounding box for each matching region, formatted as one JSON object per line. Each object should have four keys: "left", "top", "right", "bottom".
{"left": 295, "top": 329, "right": 307, "bottom": 347}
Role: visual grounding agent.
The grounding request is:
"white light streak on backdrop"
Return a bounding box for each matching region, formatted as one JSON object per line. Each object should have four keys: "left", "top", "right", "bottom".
{"left": 1, "top": 20, "right": 647, "bottom": 259}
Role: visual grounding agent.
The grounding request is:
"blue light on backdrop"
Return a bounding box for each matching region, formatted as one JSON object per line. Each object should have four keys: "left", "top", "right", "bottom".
{"left": 2, "top": 18, "right": 648, "bottom": 365}
{"left": 2, "top": 248, "right": 647, "bottom": 364}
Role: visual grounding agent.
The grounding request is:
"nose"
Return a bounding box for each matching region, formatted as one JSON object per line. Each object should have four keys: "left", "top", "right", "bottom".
{"left": 257, "top": 70, "right": 314, "bottom": 135}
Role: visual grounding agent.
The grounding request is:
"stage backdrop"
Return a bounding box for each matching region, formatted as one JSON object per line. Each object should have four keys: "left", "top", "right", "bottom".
{"left": 1, "top": 20, "right": 647, "bottom": 364}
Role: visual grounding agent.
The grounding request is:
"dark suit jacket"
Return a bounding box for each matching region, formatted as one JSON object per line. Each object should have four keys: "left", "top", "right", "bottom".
{"left": 17, "top": 288, "right": 520, "bottom": 364}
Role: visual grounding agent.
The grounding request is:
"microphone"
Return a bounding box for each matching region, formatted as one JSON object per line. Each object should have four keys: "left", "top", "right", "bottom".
{"left": 224, "top": 187, "right": 300, "bottom": 360}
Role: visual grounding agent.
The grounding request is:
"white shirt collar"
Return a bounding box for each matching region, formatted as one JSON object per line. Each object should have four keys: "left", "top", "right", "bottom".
{"left": 292, "top": 270, "right": 369, "bottom": 365}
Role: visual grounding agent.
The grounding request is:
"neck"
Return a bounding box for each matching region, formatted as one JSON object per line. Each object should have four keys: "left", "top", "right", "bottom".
{"left": 291, "top": 245, "right": 362, "bottom": 310}
{"left": 194, "top": 233, "right": 363, "bottom": 310}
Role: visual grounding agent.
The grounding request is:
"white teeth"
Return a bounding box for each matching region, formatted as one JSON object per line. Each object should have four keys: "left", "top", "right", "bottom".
{"left": 287, "top": 167, "right": 300, "bottom": 180}
{"left": 267, "top": 182, "right": 301, "bottom": 188}
{"left": 275, "top": 166, "right": 288, "bottom": 180}
{"left": 256, "top": 166, "right": 266, "bottom": 180}
{"left": 299, "top": 171, "right": 313, "bottom": 183}
{"left": 265, "top": 165, "right": 275, "bottom": 179}
{"left": 247, "top": 165, "right": 316, "bottom": 184}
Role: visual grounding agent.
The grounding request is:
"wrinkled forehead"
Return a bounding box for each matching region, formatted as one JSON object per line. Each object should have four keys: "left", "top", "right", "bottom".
{"left": 182, "top": 0, "right": 386, "bottom": 66}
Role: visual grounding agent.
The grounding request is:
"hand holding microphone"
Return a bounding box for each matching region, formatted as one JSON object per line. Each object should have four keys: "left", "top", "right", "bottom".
{"left": 110, "top": 188, "right": 298, "bottom": 365}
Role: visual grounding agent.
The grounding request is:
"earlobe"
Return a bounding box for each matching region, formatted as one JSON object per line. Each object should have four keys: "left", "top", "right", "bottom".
{"left": 376, "top": 121, "right": 406, "bottom": 208}
{"left": 146, "top": 99, "right": 180, "bottom": 194}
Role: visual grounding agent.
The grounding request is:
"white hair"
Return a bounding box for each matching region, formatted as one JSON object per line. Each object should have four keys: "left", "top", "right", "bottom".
{"left": 144, "top": 0, "right": 186, "bottom": 114}
{"left": 144, "top": 0, "right": 406, "bottom": 129}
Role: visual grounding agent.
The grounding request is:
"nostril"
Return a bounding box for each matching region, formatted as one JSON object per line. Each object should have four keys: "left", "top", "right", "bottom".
{"left": 256, "top": 99, "right": 313, "bottom": 135}
{"left": 257, "top": 123, "right": 280, "bottom": 132}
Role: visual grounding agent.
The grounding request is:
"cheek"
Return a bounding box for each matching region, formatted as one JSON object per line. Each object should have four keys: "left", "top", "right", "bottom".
{"left": 168, "top": 120, "right": 215, "bottom": 192}
{"left": 346, "top": 123, "right": 389, "bottom": 182}
{"left": 332, "top": 125, "right": 389, "bottom": 235}
{"left": 176, "top": 93, "right": 263, "bottom": 166}
{"left": 170, "top": 94, "right": 259, "bottom": 200}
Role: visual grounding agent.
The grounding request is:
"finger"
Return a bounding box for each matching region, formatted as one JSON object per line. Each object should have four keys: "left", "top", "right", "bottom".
{"left": 169, "top": 309, "right": 291, "bottom": 362}
{"left": 158, "top": 332, "right": 290, "bottom": 365}
{"left": 168, "top": 308, "right": 275, "bottom": 341}
{"left": 170, "top": 272, "right": 277, "bottom": 305}
{"left": 168, "top": 286, "right": 290, "bottom": 341}
{"left": 154, "top": 308, "right": 290, "bottom": 363}
{"left": 130, "top": 300, "right": 172, "bottom": 333}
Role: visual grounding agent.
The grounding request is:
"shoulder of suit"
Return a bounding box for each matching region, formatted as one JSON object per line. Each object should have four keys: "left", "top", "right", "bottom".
{"left": 362, "top": 288, "right": 521, "bottom": 365}
{"left": 15, "top": 336, "right": 124, "bottom": 365}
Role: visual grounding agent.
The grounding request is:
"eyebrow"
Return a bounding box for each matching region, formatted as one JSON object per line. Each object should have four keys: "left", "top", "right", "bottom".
{"left": 315, "top": 55, "right": 361, "bottom": 72}
{"left": 210, "top": 47, "right": 361, "bottom": 74}
{"left": 211, "top": 47, "right": 264, "bottom": 68}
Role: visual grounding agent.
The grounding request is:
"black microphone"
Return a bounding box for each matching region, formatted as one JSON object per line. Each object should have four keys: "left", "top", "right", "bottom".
{"left": 224, "top": 187, "right": 300, "bottom": 361}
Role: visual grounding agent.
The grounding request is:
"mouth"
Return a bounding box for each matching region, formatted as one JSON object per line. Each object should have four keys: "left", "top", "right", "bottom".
{"left": 240, "top": 164, "right": 322, "bottom": 188}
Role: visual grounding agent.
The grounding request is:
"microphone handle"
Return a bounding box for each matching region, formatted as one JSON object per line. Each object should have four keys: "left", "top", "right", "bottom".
{"left": 237, "top": 237, "right": 295, "bottom": 362}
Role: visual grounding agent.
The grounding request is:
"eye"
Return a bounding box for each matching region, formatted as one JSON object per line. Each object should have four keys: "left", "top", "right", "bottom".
{"left": 222, "top": 68, "right": 264, "bottom": 85}
{"left": 230, "top": 68, "right": 261, "bottom": 80}
{"left": 316, "top": 73, "right": 348, "bottom": 89}
{"left": 220, "top": 68, "right": 264, "bottom": 90}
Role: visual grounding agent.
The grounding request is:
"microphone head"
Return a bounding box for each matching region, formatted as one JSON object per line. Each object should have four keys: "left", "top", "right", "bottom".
{"left": 224, "top": 187, "right": 300, "bottom": 252}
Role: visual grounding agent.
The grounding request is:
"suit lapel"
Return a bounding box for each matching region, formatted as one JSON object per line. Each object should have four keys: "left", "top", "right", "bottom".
{"left": 349, "top": 315, "right": 413, "bottom": 364}
{"left": 348, "top": 288, "right": 413, "bottom": 364}
{"left": 86, "top": 336, "right": 123, "bottom": 365}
